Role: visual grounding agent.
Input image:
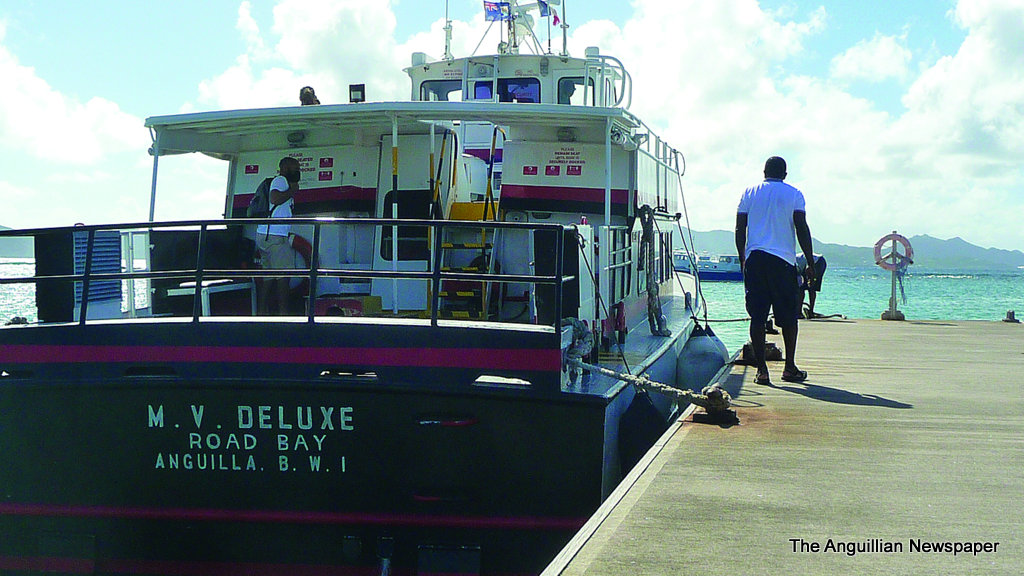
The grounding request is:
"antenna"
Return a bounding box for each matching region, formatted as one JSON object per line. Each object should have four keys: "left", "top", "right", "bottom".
{"left": 443, "top": 0, "right": 453, "bottom": 60}
{"left": 560, "top": 0, "right": 569, "bottom": 57}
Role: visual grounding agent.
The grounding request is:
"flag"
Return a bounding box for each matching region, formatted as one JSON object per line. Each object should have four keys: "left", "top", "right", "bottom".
{"left": 551, "top": 7, "right": 560, "bottom": 25}
{"left": 484, "top": 1, "right": 512, "bottom": 21}
{"left": 538, "top": 0, "right": 550, "bottom": 17}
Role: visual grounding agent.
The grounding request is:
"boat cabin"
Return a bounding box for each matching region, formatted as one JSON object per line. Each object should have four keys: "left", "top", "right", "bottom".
{"left": 3, "top": 47, "right": 689, "bottom": 360}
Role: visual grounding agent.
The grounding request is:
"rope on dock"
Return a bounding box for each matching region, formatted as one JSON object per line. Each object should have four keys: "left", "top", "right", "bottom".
{"left": 564, "top": 318, "right": 734, "bottom": 422}
{"left": 568, "top": 358, "right": 733, "bottom": 415}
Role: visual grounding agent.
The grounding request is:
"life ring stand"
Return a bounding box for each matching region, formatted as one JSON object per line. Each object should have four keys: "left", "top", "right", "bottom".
{"left": 874, "top": 233, "right": 913, "bottom": 271}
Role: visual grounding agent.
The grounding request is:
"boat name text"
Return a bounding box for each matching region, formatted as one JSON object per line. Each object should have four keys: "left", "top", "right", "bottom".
{"left": 146, "top": 404, "right": 354, "bottom": 475}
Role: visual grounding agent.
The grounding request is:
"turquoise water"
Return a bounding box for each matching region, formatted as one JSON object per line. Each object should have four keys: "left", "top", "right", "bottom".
{"left": 3, "top": 259, "right": 1022, "bottom": 356}
{"left": 692, "top": 267, "right": 1024, "bottom": 354}
{"left": 0, "top": 258, "right": 149, "bottom": 324}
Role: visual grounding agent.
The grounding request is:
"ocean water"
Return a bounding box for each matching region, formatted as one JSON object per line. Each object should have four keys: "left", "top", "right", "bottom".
{"left": 693, "top": 267, "right": 1024, "bottom": 354}
{"left": 2, "top": 259, "right": 1022, "bottom": 355}
{"left": 0, "top": 258, "right": 149, "bottom": 324}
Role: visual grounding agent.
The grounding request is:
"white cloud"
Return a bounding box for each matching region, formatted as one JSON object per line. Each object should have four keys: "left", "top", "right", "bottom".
{"left": 830, "top": 33, "right": 912, "bottom": 82}
{"left": 237, "top": 1, "right": 267, "bottom": 58}
{"left": 0, "top": 21, "right": 151, "bottom": 227}
{"left": 193, "top": 0, "right": 408, "bottom": 110}
{"left": 1, "top": 0, "right": 1022, "bottom": 250}
{"left": 894, "top": 0, "right": 1024, "bottom": 184}
{"left": 0, "top": 31, "right": 143, "bottom": 165}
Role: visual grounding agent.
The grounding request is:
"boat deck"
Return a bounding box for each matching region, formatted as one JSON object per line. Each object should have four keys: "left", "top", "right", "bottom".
{"left": 543, "top": 318, "right": 1024, "bottom": 575}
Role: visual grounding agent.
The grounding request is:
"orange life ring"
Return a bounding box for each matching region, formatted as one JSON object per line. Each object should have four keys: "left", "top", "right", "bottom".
{"left": 289, "top": 233, "right": 313, "bottom": 266}
{"left": 874, "top": 233, "right": 913, "bottom": 271}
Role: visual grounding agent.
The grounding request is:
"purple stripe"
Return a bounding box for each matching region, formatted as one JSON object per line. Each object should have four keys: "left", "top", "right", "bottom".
{"left": 232, "top": 186, "right": 376, "bottom": 209}
{"left": 500, "top": 184, "right": 629, "bottom": 204}
{"left": 0, "top": 345, "right": 561, "bottom": 371}
{"left": 463, "top": 148, "right": 503, "bottom": 163}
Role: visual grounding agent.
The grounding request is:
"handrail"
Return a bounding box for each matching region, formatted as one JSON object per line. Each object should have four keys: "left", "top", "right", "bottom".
{"left": 0, "top": 217, "right": 574, "bottom": 330}
{"left": 584, "top": 54, "right": 632, "bottom": 109}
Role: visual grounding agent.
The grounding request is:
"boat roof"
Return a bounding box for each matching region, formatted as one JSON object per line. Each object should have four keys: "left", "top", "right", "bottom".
{"left": 145, "top": 101, "right": 640, "bottom": 156}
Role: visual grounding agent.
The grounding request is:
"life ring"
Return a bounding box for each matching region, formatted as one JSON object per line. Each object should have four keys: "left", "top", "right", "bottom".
{"left": 874, "top": 233, "right": 913, "bottom": 271}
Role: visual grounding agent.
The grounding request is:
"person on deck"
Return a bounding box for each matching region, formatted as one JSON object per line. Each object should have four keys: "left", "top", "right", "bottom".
{"left": 735, "top": 156, "right": 815, "bottom": 385}
{"left": 796, "top": 253, "right": 827, "bottom": 318}
{"left": 299, "top": 86, "right": 320, "bottom": 105}
{"left": 256, "top": 156, "right": 301, "bottom": 315}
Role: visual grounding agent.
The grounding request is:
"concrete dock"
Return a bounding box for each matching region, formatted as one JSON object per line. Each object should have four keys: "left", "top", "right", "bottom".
{"left": 544, "top": 319, "right": 1023, "bottom": 575}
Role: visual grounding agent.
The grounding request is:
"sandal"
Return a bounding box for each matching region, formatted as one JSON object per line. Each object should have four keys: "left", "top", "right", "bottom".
{"left": 754, "top": 371, "right": 771, "bottom": 385}
{"left": 781, "top": 369, "right": 807, "bottom": 383}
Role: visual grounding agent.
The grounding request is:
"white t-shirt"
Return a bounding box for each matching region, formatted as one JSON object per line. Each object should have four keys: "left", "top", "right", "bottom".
{"left": 256, "top": 175, "right": 294, "bottom": 238}
{"left": 737, "top": 178, "right": 806, "bottom": 265}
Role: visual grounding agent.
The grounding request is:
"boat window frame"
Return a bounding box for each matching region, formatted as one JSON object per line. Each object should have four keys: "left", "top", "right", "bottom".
{"left": 558, "top": 77, "right": 596, "bottom": 106}
{"left": 473, "top": 77, "right": 541, "bottom": 103}
{"left": 419, "top": 80, "right": 464, "bottom": 102}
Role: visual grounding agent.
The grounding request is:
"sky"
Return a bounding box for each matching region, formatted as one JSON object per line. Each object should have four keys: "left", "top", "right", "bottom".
{"left": 0, "top": 0, "right": 1022, "bottom": 251}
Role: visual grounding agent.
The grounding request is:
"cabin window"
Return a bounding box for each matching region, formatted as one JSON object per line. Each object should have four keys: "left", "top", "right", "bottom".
{"left": 557, "top": 77, "right": 595, "bottom": 105}
{"left": 474, "top": 78, "right": 541, "bottom": 103}
{"left": 420, "top": 80, "right": 463, "bottom": 102}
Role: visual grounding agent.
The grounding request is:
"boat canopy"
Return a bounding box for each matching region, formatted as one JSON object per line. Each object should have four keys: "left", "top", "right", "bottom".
{"left": 145, "top": 101, "right": 640, "bottom": 157}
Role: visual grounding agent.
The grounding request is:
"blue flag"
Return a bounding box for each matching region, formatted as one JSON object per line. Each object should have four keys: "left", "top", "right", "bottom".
{"left": 484, "top": 1, "right": 512, "bottom": 21}
{"left": 538, "top": 0, "right": 551, "bottom": 17}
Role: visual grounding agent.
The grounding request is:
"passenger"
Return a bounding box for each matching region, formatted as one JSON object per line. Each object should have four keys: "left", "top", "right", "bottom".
{"left": 299, "top": 86, "right": 320, "bottom": 105}
{"left": 256, "top": 157, "right": 301, "bottom": 315}
{"left": 558, "top": 82, "right": 576, "bottom": 105}
{"left": 796, "top": 253, "right": 827, "bottom": 318}
{"left": 735, "top": 156, "right": 815, "bottom": 386}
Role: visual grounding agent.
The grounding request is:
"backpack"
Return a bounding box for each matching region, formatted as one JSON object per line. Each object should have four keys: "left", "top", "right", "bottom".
{"left": 246, "top": 177, "right": 275, "bottom": 218}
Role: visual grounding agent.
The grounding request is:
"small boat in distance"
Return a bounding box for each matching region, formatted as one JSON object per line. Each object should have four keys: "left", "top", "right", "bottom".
{"left": 674, "top": 251, "right": 743, "bottom": 281}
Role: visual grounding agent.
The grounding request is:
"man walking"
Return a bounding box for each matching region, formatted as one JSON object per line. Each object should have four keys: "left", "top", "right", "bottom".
{"left": 735, "top": 156, "right": 815, "bottom": 385}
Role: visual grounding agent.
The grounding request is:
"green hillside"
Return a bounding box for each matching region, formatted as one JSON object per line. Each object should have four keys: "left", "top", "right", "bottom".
{"left": 678, "top": 229, "right": 1024, "bottom": 270}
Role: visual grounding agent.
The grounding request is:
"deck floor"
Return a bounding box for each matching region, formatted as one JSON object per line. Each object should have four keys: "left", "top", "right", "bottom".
{"left": 544, "top": 318, "right": 1024, "bottom": 575}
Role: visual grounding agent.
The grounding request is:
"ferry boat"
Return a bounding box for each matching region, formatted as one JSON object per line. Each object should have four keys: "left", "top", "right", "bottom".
{"left": 0, "top": 4, "right": 721, "bottom": 574}
{"left": 674, "top": 251, "right": 743, "bottom": 281}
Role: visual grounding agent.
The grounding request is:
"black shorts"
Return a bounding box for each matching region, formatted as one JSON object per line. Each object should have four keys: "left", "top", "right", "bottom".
{"left": 744, "top": 250, "right": 799, "bottom": 328}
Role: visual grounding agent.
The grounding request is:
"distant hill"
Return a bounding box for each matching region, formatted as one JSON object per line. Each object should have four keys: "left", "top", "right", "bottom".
{"left": 679, "top": 229, "right": 1024, "bottom": 270}
{"left": 0, "top": 226, "right": 33, "bottom": 259}
{"left": 3, "top": 223, "right": 1021, "bottom": 270}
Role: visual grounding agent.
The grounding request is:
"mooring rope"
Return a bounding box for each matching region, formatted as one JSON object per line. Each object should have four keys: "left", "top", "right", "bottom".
{"left": 696, "top": 316, "right": 750, "bottom": 323}
{"left": 568, "top": 357, "right": 733, "bottom": 414}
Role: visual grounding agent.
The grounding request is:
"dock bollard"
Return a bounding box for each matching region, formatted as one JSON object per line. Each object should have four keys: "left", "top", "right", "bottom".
{"left": 1004, "top": 310, "right": 1020, "bottom": 323}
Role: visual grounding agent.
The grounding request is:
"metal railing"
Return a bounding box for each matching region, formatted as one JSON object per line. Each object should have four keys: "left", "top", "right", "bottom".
{"left": 0, "top": 218, "right": 574, "bottom": 330}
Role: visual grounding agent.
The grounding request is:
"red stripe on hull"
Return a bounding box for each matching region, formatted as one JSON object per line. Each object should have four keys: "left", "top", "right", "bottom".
{"left": 233, "top": 186, "right": 376, "bottom": 209}
{"left": 0, "top": 345, "right": 562, "bottom": 371}
{"left": 499, "top": 184, "right": 629, "bottom": 204}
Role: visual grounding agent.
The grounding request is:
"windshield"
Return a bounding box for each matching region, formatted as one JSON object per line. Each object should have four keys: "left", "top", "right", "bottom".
{"left": 474, "top": 78, "right": 541, "bottom": 103}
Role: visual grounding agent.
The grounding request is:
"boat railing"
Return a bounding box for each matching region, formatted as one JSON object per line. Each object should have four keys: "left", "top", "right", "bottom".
{"left": 584, "top": 53, "right": 632, "bottom": 110}
{"left": 0, "top": 218, "right": 574, "bottom": 331}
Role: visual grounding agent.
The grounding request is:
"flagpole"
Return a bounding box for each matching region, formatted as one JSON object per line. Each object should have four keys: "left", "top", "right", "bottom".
{"left": 560, "top": 1, "right": 568, "bottom": 56}
{"left": 546, "top": 3, "right": 552, "bottom": 53}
